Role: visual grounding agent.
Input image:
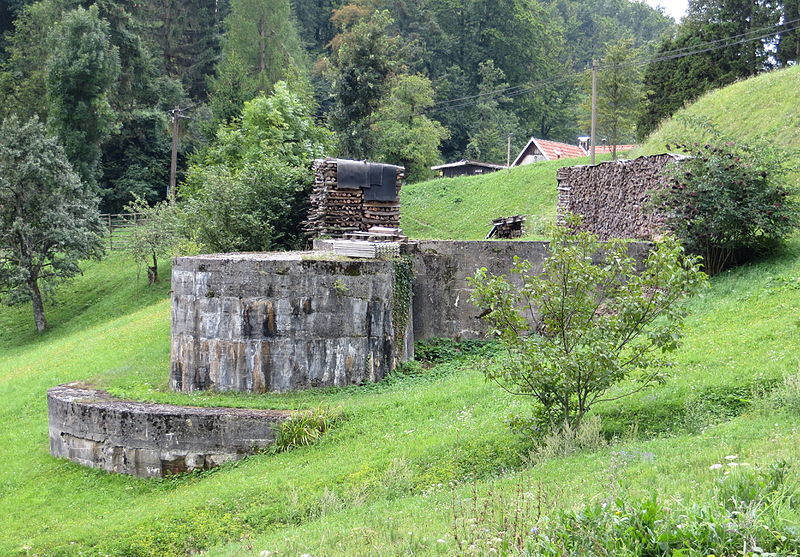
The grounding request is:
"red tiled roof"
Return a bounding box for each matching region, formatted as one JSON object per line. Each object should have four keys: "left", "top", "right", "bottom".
{"left": 534, "top": 139, "right": 587, "bottom": 160}
{"left": 592, "top": 144, "right": 637, "bottom": 154}
{"left": 512, "top": 137, "right": 587, "bottom": 166}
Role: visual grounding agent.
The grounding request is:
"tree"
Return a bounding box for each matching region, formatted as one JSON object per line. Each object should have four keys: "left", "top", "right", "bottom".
{"left": 0, "top": 116, "right": 104, "bottom": 332}
{"left": 654, "top": 136, "right": 799, "bottom": 274}
{"left": 591, "top": 38, "right": 641, "bottom": 158}
{"left": 468, "top": 219, "right": 706, "bottom": 431}
{"left": 637, "top": 0, "right": 779, "bottom": 137}
{"left": 372, "top": 74, "right": 448, "bottom": 182}
{"left": 327, "top": 9, "right": 398, "bottom": 159}
{"left": 209, "top": 0, "right": 307, "bottom": 123}
{"left": 182, "top": 82, "right": 333, "bottom": 252}
{"left": 464, "top": 60, "right": 520, "bottom": 165}
{"left": 46, "top": 5, "right": 120, "bottom": 189}
{"left": 123, "top": 195, "right": 180, "bottom": 284}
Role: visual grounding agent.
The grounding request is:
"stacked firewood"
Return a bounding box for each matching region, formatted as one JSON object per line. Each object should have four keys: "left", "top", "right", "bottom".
{"left": 304, "top": 159, "right": 405, "bottom": 238}
{"left": 556, "top": 154, "right": 687, "bottom": 241}
{"left": 486, "top": 215, "right": 525, "bottom": 239}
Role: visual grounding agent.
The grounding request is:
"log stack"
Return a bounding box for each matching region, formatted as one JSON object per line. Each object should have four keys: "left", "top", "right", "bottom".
{"left": 486, "top": 215, "right": 525, "bottom": 239}
{"left": 556, "top": 154, "right": 687, "bottom": 240}
{"left": 304, "top": 158, "right": 405, "bottom": 238}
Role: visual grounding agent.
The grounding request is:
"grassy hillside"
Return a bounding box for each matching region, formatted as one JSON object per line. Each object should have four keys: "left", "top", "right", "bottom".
{"left": 636, "top": 65, "right": 800, "bottom": 188}
{"left": 399, "top": 154, "right": 613, "bottom": 240}
{"left": 2, "top": 240, "right": 800, "bottom": 555}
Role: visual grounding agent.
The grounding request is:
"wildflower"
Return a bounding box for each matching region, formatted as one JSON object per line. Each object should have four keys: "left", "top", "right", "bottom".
{"left": 724, "top": 455, "right": 738, "bottom": 460}
{"left": 437, "top": 539, "right": 446, "bottom": 543}
{"left": 727, "top": 462, "right": 739, "bottom": 467}
{"left": 709, "top": 463, "right": 723, "bottom": 470}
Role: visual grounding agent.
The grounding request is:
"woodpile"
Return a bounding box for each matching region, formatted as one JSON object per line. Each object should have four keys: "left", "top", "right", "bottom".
{"left": 486, "top": 215, "right": 525, "bottom": 239}
{"left": 556, "top": 154, "right": 687, "bottom": 240}
{"left": 304, "top": 158, "right": 405, "bottom": 238}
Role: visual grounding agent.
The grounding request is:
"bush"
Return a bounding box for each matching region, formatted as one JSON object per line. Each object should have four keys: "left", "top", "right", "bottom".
{"left": 655, "top": 135, "right": 799, "bottom": 274}
{"left": 469, "top": 218, "right": 707, "bottom": 431}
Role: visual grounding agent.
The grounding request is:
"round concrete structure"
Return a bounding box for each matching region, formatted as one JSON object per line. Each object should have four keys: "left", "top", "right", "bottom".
{"left": 170, "top": 252, "right": 411, "bottom": 393}
{"left": 48, "top": 384, "right": 290, "bottom": 477}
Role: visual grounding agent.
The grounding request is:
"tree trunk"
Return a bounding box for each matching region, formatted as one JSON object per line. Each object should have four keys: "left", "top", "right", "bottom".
{"left": 28, "top": 277, "right": 47, "bottom": 333}
{"left": 148, "top": 251, "right": 158, "bottom": 285}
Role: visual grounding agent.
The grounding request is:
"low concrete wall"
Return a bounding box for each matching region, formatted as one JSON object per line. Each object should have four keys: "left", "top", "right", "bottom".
{"left": 171, "top": 252, "right": 412, "bottom": 393}
{"left": 48, "top": 384, "right": 290, "bottom": 477}
{"left": 402, "top": 240, "right": 652, "bottom": 341}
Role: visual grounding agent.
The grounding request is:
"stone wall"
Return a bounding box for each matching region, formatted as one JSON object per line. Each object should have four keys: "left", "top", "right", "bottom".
{"left": 171, "top": 252, "right": 412, "bottom": 393}
{"left": 48, "top": 384, "right": 290, "bottom": 477}
{"left": 556, "top": 154, "right": 687, "bottom": 240}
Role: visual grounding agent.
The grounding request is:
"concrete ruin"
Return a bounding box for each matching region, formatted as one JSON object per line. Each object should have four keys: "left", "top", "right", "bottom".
{"left": 48, "top": 384, "right": 291, "bottom": 477}
{"left": 170, "top": 251, "right": 413, "bottom": 393}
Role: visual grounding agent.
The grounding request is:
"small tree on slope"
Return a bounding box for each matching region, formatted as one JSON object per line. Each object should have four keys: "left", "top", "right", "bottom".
{"left": 0, "top": 116, "right": 104, "bottom": 332}
{"left": 469, "top": 220, "right": 707, "bottom": 432}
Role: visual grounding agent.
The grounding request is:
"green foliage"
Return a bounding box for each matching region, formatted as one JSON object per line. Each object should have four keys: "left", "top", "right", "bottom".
{"left": 123, "top": 195, "right": 181, "bottom": 284}
{"left": 391, "top": 256, "right": 414, "bottom": 341}
{"left": 327, "top": 10, "right": 398, "bottom": 159}
{"left": 209, "top": 0, "right": 308, "bottom": 124}
{"left": 592, "top": 38, "right": 642, "bottom": 153}
{"left": 464, "top": 60, "right": 520, "bottom": 165}
{"left": 529, "top": 463, "right": 800, "bottom": 555}
{"left": 653, "top": 133, "right": 799, "bottom": 274}
{"left": 182, "top": 82, "right": 333, "bottom": 252}
{"left": 372, "top": 74, "right": 448, "bottom": 182}
{"left": 0, "top": 115, "right": 103, "bottom": 332}
{"left": 469, "top": 219, "right": 707, "bottom": 430}
{"left": 637, "top": 0, "right": 781, "bottom": 137}
{"left": 46, "top": 4, "right": 120, "bottom": 189}
{"left": 274, "top": 409, "right": 340, "bottom": 452}
{"left": 414, "top": 338, "right": 497, "bottom": 365}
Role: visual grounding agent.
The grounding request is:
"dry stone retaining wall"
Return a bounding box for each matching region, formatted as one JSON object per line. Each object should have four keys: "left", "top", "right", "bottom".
{"left": 48, "top": 384, "right": 290, "bottom": 477}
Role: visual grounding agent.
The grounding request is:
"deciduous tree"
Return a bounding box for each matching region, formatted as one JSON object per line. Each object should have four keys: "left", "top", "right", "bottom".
{"left": 469, "top": 218, "right": 706, "bottom": 431}
{"left": 0, "top": 116, "right": 104, "bottom": 332}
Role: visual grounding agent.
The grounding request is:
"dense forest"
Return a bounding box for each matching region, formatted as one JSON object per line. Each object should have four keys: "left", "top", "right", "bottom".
{"left": 0, "top": 0, "right": 798, "bottom": 231}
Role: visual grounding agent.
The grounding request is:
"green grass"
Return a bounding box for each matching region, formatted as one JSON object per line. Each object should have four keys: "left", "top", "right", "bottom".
{"left": 3, "top": 69, "right": 800, "bottom": 556}
{"left": 1, "top": 237, "right": 800, "bottom": 555}
{"left": 636, "top": 64, "right": 800, "bottom": 188}
{"left": 400, "top": 154, "right": 613, "bottom": 241}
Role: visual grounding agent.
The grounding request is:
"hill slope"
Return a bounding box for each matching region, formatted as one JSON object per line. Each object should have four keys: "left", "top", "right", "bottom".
{"left": 2, "top": 244, "right": 800, "bottom": 555}
{"left": 637, "top": 65, "right": 800, "bottom": 187}
{"left": 399, "top": 154, "right": 614, "bottom": 240}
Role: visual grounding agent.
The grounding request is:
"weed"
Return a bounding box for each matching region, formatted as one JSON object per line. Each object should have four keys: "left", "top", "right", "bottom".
{"left": 527, "top": 415, "right": 608, "bottom": 465}
{"left": 332, "top": 278, "right": 349, "bottom": 295}
{"left": 273, "top": 408, "right": 341, "bottom": 452}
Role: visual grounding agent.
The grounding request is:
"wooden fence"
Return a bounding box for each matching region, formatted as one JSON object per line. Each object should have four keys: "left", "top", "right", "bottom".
{"left": 100, "top": 213, "right": 144, "bottom": 251}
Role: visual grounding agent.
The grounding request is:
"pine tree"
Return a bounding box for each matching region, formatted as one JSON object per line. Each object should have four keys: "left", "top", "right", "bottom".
{"left": 209, "top": 0, "right": 307, "bottom": 123}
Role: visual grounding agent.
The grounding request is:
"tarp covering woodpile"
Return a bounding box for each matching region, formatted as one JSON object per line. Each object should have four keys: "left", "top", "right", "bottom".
{"left": 556, "top": 154, "right": 687, "bottom": 241}
{"left": 305, "top": 158, "right": 405, "bottom": 237}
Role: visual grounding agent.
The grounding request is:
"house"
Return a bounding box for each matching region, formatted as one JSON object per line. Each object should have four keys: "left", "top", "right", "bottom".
{"left": 512, "top": 138, "right": 587, "bottom": 166}
{"left": 431, "top": 160, "right": 506, "bottom": 179}
{"left": 578, "top": 137, "right": 637, "bottom": 155}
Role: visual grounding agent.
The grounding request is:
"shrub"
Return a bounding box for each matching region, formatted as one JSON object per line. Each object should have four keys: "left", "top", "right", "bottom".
{"left": 655, "top": 135, "right": 799, "bottom": 274}
{"left": 124, "top": 195, "right": 181, "bottom": 284}
{"left": 469, "top": 218, "right": 707, "bottom": 431}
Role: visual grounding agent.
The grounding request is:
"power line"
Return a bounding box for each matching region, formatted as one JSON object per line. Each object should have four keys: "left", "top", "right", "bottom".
{"left": 427, "top": 17, "right": 800, "bottom": 112}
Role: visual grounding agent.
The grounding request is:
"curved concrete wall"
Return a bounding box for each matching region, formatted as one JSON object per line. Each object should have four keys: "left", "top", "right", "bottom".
{"left": 171, "top": 252, "right": 410, "bottom": 393}
{"left": 48, "top": 384, "right": 290, "bottom": 477}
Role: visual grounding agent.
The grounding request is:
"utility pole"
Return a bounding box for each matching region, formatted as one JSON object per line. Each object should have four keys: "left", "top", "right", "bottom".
{"left": 590, "top": 59, "right": 597, "bottom": 165}
{"left": 506, "top": 133, "right": 513, "bottom": 167}
{"left": 168, "top": 106, "right": 192, "bottom": 203}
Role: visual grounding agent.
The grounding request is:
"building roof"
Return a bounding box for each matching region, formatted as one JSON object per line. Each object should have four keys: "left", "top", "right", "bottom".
{"left": 592, "top": 144, "right": 637, "bottom": 154}
{"left": 431, "top": 159, "right": 507, "bottom": 171}
{"left": 512, "top": 138, "right": 587, "bottom": 166}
